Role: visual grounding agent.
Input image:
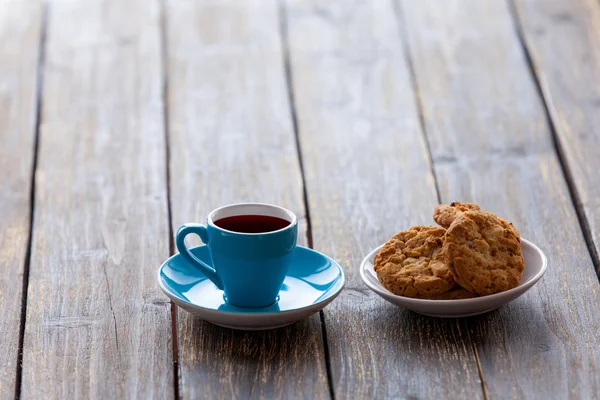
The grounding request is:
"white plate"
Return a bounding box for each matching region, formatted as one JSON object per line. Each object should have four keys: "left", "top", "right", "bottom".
{"left": 360, "top": 238, "right": 547, "bottom": 317}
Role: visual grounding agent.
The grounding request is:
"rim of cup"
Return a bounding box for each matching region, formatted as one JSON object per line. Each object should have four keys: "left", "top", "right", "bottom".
{"left": 206, "top": 202, "right": 297, "bottom": 236}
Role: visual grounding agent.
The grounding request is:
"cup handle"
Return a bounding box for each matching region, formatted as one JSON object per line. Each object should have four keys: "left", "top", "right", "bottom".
{"left": 175, "top": 223, "right": 224, "bottom": 290}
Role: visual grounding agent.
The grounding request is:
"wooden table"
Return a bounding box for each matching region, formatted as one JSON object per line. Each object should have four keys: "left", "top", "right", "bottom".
{"left": 2, "top": 0, "right": 600, "bottom": 398}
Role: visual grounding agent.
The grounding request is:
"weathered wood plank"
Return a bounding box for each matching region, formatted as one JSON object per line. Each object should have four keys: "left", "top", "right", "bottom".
{"left": 283, "top": 0, "right": 484, "bottom": 398}
{"left": 21, "top": 1, "right": 173, "bottom": 398}
{"left": 0, "top": 1, "right": 42, "bottom": 398}
{"left": 165, "top": 1, "right": 329, "bottom": 398}
{"left": 400, "top": 0, "right": 600, "bottom": 397}
{"left": 513, "top": 0, "right": 600, "bottom": 269}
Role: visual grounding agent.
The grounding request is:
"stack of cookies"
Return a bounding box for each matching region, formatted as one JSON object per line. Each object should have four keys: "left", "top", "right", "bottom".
{"left": 374, "top": 202, "right": 525, "bottom": 300}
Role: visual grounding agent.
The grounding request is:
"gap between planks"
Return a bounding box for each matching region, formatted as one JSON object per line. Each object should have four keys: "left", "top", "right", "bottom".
{"left": 277, "top": 0, "right": 334, "bottom": 399}
{"left": 392, "top": 0, "right": 442, "bottom": 207}
{"left": 159, "top": 1, "right": 180, "bottom": 399}
{"left": 393, "top": 1, "right": 490, "bottom": 399}
{"left": 506, "top": 0, "right": 600, "bottom": 277}
{"left": 14, "top": 4, "right": 47, "bottom": 400}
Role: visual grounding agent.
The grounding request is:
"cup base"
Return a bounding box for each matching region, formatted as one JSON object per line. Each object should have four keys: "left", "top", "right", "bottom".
{"left": 223, "top": 294, "right": 280, "bottom": 309}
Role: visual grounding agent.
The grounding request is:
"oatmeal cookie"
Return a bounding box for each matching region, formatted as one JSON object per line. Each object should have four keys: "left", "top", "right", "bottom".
{"left": 433, "top": 201, "right": 481, "bottom": 228}
{"left": 443, "top": 211, "right": 524, "bottom": 296}
{"left": 428, "top": 287, "right": 476, "bottom": 300}
{"left": 374, "top": 226, "right": 456, "bottom": 299}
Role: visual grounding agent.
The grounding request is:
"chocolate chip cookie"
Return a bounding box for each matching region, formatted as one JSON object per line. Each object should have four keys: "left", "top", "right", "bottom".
{"left": 374, "top": 226, "right": 456, "bottom": 299}
{"left": 433, "top": 201, "right": 481, "bottom": 228}
{"left": 443, "top": 211, "right": 524, "bottom": 296}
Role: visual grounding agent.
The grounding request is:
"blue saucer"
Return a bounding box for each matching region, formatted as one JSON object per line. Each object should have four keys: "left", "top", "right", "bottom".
{"left": 157, "top": 245, "right": 345, "bottom": 330}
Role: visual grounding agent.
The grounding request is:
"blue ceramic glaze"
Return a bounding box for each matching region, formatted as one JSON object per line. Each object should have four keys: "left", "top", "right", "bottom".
{"left": 175, "top": 203, "right": 298, "bottom": 308}
{"left": 159, "top": 245, "right": 344, "bottom": 315}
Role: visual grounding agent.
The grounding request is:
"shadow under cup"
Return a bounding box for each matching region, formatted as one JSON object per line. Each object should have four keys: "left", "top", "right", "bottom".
{"left": 198, "top": 203, "right": 298, "bottom": 308}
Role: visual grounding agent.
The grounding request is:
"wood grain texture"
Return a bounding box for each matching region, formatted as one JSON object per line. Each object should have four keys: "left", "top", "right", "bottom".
{"left": 400, "top": 0, "right": 600, "bottom": 397}
{"left": 283, "top": 0, "right": 484, "bottom": 398}
{"left": 165, "top": 1, "right": 329, "bottom": 398}
{"left": 513, "top": 0, "right": 600, "bottom": 268}
{"left": 21, "top": 0, "right": 173, "bottom": 398}
{"left": 0, "top": 1, "right": 42, "bottom": 398}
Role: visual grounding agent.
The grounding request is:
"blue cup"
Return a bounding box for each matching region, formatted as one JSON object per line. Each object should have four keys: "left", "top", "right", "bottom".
{"left": 175, "top": 203, "right": 298, "bottom": 308}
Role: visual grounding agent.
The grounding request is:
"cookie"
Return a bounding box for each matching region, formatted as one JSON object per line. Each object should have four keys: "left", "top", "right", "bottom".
{"left": 433, "top": 201, "right": 481, "bottom": 228}
{"left": 428, "top": 287, "right": 477, "bottom": 300}
{"left": 374, "top": 226, "right": 456, "bottom": 299}
{"left": 443, "top": 211, "right": 524, "bottom": 296}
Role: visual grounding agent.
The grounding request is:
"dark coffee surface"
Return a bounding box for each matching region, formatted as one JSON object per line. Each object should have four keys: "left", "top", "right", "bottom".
{"left": 214, "top": 215, "right": 290, "bottom": 233}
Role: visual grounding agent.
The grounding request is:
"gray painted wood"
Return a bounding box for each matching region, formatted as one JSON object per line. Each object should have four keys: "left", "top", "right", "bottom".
{"left": 400, "top": 0, "right": 600, "bottom": 397}
{"left": 283, "top": 0, "right": 485, "bottom": 398}
{"left": 164, "top": 1, "right": 329, "bottom": 398}
{"left": 0, "top": 1, "right": 42, "bottom": 398}
{"left": 513, "top": 0, "right": 600, "bottom": 270}
{"left": 21, "top": 0, "right": 173, "bottom": 398}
